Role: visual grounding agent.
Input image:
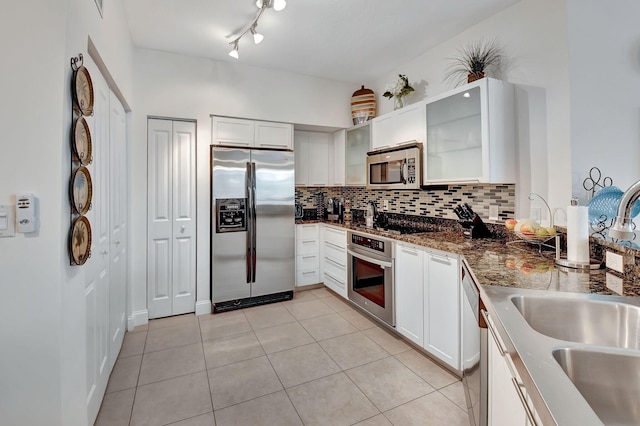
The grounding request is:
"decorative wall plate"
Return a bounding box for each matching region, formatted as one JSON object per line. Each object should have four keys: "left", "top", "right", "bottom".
{"left": 70, "top": 166, "right": 93, "bottom": 215}
{"left": 73, "top": 65, "right": 94, "bottom": 116}
{"left": 69, "top": 216, "right": 92, "bottom": 265}
{"left": 72, "top": 116, "right": 92, "bottom": 165}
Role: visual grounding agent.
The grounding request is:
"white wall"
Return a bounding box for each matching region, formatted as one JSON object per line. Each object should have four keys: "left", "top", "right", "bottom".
{"left": 371, "top": 0, "right": 571, "bottom": 223}
{"left": 567, "top": 0, "right": 640, "bottom": 203}
{"left": 0, "top": 0, "right": 133, "bottom": 424}
{"left": 0, "top": 1, "right": 67, "bottom": 424}
{"left": 130, "top": 48, "right": 354, "bottom": 319}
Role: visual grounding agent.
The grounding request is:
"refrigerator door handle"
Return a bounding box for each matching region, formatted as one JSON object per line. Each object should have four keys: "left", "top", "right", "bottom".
{"left": 245, "top": 162, "right": 253, "bottom": 284}
{"left": 251, "top": 162, "right": 257, "bottom": 283}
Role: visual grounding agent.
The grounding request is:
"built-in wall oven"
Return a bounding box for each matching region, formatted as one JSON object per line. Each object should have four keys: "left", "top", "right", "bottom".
{"left": 347, "top": 230, "right": 395, "bottom": 326}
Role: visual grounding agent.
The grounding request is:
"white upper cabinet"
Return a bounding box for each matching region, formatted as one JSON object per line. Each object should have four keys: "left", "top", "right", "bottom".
{"left": 212, "top": 116, "right": 293, "bottom": 149}
{"left": 294, "top": 130, "right": 330, "bottom": 186}
{"left": 423, "top": 78, "right": 515, "bottom": 185}
{"left": 345, "top": 122, "right": 370, "bottom": 186}
{"left": 255, "top": 121, "right": 294, "bottom": 149}
{"left": 371, "top": 102, "right": 426, "bottom": 150}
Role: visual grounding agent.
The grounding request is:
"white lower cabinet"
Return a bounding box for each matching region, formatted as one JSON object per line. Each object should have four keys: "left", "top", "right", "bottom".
{"left": 320, "top": 225, "right": 348, "bottom": 298}
{"left": 295, "top": 224, "right": 320, "bottom": 287}
{"left": 395, "top": 243, "right": 425, "bottom": 346}
{"left": 424, "top": 250, "right": 460, "bottom": 369}
{"left": 394, "top": 243, "right": 461, "bottom": 370}
{"left": 486, "top": 313, "right": 539, "bottom": 426}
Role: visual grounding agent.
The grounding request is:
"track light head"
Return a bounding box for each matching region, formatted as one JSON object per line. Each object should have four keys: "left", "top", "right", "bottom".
{"left": 228, "top": 41, "right": 239, "bottom": 59}
{"left": 256, "top": 0, "right": 286, "bottom": 11}
{"left": 251, "top": 26, "right": 264, "bottom": 44}
{"left": 273, "top": 0, "right": 286, "bottom": 11}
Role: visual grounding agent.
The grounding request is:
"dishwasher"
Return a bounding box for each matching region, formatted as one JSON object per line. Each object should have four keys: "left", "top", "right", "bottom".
{"left": 461, "top": 261, "right": 487, "bottom": 426}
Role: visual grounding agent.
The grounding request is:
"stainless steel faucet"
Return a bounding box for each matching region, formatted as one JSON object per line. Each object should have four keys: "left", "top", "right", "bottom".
{"left": 609, "top": 179, "right": 640, "bottom": 240}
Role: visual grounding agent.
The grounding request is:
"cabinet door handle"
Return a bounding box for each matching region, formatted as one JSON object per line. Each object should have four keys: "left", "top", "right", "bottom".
{"left": 511, "top": 378, "right": 538, "bottom": 426}
{"left": 481, "top": 310, "right": 508, "bottom": 356}
{"left": 430, "top": 253, "right": 451, "bottom": 264}
{"left": 400, "top": 247, "right": 419, "bottom": 256}
{"left": 324, "top": 241, "right": 344, "bottom": 250}
{"left": 302, "top": 271, "right": 317, "bottom": 275}
{"left": 324, "top": 271, "right": 343, "bottom": 284}
{"left": 325, "top": 257, "right": 345, "bottom": 268}
{"left": 302, "top": 255, "right": 316, "bottom": 259}
{"left": 259, "top": 143, "right": 287, "bottom": 148}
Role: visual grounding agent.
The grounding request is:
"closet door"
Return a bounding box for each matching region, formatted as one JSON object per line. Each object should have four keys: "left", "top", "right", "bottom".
{"left": 109, "top": 92, "right": 127, "bottom": 362}
{"left": 84, "top": 60, "right": 111, "bottom": 424}
{"left": 147, "top": 119, "right": 196, "bottom": 318}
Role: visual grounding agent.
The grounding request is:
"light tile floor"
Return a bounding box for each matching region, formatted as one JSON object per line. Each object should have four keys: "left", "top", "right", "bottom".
{"left": 95, "top": 287, "right": 469, "bottom": 426}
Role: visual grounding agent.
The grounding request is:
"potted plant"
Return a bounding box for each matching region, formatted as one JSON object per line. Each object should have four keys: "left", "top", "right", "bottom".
{"left": 444, "top": 38, "right": 502, "bottom": 86}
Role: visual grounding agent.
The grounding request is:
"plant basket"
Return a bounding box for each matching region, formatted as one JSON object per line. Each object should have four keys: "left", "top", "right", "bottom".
{"left": 467, "top": 72, "right": 485, "bottom": 83}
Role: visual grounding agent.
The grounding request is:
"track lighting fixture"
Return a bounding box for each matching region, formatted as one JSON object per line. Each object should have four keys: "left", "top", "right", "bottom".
{"left": 227, "top": 0, "right": 285, "bottom": 59}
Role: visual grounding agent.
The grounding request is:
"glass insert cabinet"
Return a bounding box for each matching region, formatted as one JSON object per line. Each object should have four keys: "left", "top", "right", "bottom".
{"left": 424, "top": 78, "right": 516, "bottom": 185}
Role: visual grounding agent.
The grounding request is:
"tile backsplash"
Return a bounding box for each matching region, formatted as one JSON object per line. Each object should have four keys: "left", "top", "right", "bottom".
{"left": 296, "top": 184, "right": 515, "bottom": 222}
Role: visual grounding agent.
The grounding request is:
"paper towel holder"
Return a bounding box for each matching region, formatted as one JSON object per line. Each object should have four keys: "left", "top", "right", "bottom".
{"left": 554, "top": 234, "right": 601, "bottom": 270}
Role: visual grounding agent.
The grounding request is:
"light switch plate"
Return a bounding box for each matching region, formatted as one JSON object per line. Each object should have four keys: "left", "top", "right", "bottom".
{"left": 606, "top": 251, "right": 624, "bottom": 273}
{"left": 0, "top": 205, "right": 15, "bottom": 237}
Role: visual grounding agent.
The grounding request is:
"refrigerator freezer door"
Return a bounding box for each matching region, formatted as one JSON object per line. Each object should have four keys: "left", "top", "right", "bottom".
{"left": 211, "top": 147, "right": 251, "bottom": 303}
{"left": 250, "top": 149, "right": 295, "bottom": 297}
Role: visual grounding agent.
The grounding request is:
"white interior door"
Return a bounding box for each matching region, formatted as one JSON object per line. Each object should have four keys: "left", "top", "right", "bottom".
{"left": 84, "top": 60, "right": 111, "bottom": 423}
{"left": 83, "top": 58, "right": 129, "bottom": 425}
{"left": 148, "top": 119, "right": 196, "bottom": 318}
{"left": 109, "top": 92, "right": 127, "bottom": 362}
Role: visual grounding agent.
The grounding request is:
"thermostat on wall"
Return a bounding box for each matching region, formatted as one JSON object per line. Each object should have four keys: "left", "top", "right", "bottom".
{"left": 16, "top": 193, "right": 37, "bottom": 233}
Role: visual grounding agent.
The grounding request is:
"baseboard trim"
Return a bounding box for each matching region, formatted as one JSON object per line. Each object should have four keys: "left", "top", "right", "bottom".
{"left": 195, "top": 300, "right": 212, "bottom": 316}
{"left": 127, "top": 309, "right": 149, "bottom": 331}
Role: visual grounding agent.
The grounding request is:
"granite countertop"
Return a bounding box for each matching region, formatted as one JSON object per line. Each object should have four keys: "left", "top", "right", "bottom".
{"left": 297, "top": 219, "right": 640, "bottom": 297}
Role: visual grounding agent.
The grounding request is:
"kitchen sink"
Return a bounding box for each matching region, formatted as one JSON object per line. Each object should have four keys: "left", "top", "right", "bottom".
{"left": 553, "top": 347, "right": 640, "bottom": 425}
{"left": 511, "top": 295, "right": 640, "bottom": 349}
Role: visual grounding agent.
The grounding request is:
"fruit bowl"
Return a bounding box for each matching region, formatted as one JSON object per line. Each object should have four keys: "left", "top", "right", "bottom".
{"left": 506, "top": 218, "right": 557, "bottom": 246}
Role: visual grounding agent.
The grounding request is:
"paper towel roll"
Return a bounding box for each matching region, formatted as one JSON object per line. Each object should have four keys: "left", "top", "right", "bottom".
{"left": 567, "top": 206, "right": 590, "bottom": 263}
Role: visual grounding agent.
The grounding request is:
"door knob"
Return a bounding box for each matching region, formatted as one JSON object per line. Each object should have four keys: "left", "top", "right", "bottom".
{"left": 181, "top": 226, "right": 186, "bottom": 233}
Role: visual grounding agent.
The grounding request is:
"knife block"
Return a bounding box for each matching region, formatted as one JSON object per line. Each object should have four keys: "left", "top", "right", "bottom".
{"left": 459, "top": 214, "right": 493, "bottom": 239}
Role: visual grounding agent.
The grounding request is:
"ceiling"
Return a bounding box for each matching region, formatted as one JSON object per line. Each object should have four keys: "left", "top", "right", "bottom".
{"left": 124, "top": 0, "right": 520, "bottom": 84}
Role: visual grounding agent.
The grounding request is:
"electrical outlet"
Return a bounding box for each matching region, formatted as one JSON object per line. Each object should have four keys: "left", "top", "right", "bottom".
{"left": 382, "top": 200, "right": 389, "bottom": 211}
{"left": 606, "top": 251, "right": 624, "bottom": 273}
{"left": 489, "top": 205, "right": 499, "bottom": 221}
{"left": 606, "top": 272, "right": 623, "bottom": 295}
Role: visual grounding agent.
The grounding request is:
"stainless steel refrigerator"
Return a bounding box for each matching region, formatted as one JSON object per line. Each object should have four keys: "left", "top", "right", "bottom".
{"left": 211, "top": 146, "right": 295, "bottom": 312}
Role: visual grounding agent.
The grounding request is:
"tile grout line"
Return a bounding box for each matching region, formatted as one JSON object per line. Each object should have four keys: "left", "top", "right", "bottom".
{"left": 127, "top": 327, "right": 148, "bottom": 426}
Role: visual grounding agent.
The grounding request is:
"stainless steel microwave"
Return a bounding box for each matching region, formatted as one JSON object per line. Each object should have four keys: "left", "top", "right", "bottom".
{"left": 366, "top": 142, "right": 422, "bottom": 190}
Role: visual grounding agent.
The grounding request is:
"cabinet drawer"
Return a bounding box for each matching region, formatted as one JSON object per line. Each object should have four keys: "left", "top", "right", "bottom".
{"left": 322, "top": 241, "right": 346, "bottom": 265}
{"left": 323, "top": 271, "right": 347, "bottom": 298}
{"left": 323, "top": 256, "right": 347, "bottom": 282}
{"left": 297, "top": 269, "right": 320, "bottom": 286}
{"left": 322, "top": 225, "right": 346, "bottom": 247}
{"left": 297, "top": 223, "right": 319, "bottom": 239}
{"left": 297, "top": 239, "right": 319, "bottom": 255}
{"left": 296, "top": 254, "right": 319, "bottom": 271}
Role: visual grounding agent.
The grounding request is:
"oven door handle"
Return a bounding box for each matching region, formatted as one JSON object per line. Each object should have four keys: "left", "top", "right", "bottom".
{"left": 347, "top": 249, "right": 393, "bottom": 269}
